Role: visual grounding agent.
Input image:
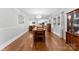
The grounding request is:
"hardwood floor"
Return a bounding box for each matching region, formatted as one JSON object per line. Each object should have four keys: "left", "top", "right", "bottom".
{"left": 2, "top": 31, "right": 74, "bottom": 51}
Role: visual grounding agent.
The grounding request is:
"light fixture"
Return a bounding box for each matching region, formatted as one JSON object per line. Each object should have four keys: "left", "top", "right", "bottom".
{"left": 68, "top": 15, "right": 71, "bottom": 20}
{"left": 36, "top": 15, "right": 42, "bottom": 18}
{"left": 74, "top": 11, "right": 76, "bottom": 18}
{"left": 74, "top": 13, "right": 76, "bottom": 18}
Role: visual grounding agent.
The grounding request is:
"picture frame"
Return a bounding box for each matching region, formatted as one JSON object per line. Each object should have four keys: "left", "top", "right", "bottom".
{"left": 57, "top": 16, "right": 60, "bottom": 25}
{"left": 53, "top": 18, "right": 56, "bottom": 25}
{"left": 18, "top": 15, "right": 24, "bottom": 24}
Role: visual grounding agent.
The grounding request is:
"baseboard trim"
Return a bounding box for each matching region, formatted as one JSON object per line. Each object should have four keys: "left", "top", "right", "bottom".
{"left": 0, "top": 31, "right": 27, "bottom": 50}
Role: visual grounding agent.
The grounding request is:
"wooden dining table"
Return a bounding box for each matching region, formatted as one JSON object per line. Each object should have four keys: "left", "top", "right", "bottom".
{"left": 32, "top": 26, "right": 46, "bottom": 44}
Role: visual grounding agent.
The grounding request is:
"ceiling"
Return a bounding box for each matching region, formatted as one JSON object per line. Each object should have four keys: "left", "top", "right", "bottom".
{"left": 17, "top": 8, "right": 67, "bottom": 19}
{"left": 18, "top": 8, "right": 66, "bottom": 18}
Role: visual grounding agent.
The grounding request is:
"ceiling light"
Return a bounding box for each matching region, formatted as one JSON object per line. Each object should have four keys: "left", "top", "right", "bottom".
{"left": 36, "top": 15, "right": 42, "bottom": 18}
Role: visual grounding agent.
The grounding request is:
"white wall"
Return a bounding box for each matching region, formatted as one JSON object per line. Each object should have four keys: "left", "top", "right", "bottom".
{"left": 52, "top": 14, "right": 62, "bottom": 37}
{"left": 51, "top": 8, "right": 76, "bottom": 40}
{"left": 0, "top": 8, "right": 29, "bottom": 50}
{"left": 24, "top": 15, "right": 30, "bottom": 31}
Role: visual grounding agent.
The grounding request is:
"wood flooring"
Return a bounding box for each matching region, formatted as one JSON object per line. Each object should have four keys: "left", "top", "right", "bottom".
{"left": 2, "top": 31, "right": 74, "bottom": 51}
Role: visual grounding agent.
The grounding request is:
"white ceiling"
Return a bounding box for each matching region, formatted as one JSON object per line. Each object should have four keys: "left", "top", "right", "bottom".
{"left": 18, "top": 8, "right": 66, "bottom": 17}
